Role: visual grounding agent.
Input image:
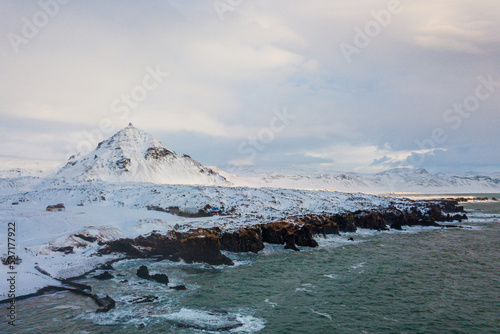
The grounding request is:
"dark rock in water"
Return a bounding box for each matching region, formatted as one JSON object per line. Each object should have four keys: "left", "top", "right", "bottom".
{"left": 348, "top": 237, "right": 354, "bottom": 241}
{"left": 170, "top": 284, "right": 187, "bottom": 290}
{"left": 353, "top": 211, "right": 389, "bottom": 231}
{"left": 335, "top": 214, "right": 357, "bottom": 232}
{"left": 300, "top": 215, "right": 340, "bottom": 236}
{"left": 150, "top": 273, "right": 169, "bottom": 285}
{"left": 260, "top": 222, "right": 287, "bottom": 244}
{"left": 128, "top": 295, "right": 158, "bottom": 304}
{"left": 136, "top": 265, "right": 169, "bottom": 285}
{"left": 98, "top": 263, "right": 114, "bottom": 270}
{"left": 94, "top": 271, "right": 114, "bottom": 280}
{"left": 390, "top": 222, "right": 403, "bottom": 230}
{"left": 440, "top": 200, "right": 464, "bottom": 213}
{"left": 284, "top": 236, "right": 300, "bottom": 251}
{"left": 260, "top": 221, "right": 318, "bottom": 250}
{"left": 294, "top": 224, "right": 319, "bottom": 247}
{"left": 96, "top": 295, "right": 115, "bottom": 313}
{"left": 137, "top": 265, "right": 150, "bottom": 279}
{"left": 219, "top": 227, "right": 264, "bottom": 253}
{"left": 174, "top": 232, "right": 234, "bottom": 266}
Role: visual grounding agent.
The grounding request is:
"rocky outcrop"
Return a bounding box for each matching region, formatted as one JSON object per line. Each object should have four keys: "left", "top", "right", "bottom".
{"left": 94, "top": 271, "right": 114, "bottom": 280}
{"left": 136, "top": 265, "right": 169, "bottom": 285}
{"left": 99, "top": 199, "right": 466, "bottom": 265}
{"left": 170, "top": 284, "right": 187, "bottom": 291}
{"left": 128, "top": 295, "right": 158, "bottom": 304}
{"left": 259, "top": 221, "right": 319, "bottom": 251}
{"left": 101, "top": 231, "right": 234, "bottom": 266}
{"left": 219, "top": 227, "right": 264, "bottom": 253}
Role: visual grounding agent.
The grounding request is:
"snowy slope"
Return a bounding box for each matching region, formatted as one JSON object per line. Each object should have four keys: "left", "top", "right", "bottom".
{"left": 55, "top": 124, "right": 230, "bottom": 186}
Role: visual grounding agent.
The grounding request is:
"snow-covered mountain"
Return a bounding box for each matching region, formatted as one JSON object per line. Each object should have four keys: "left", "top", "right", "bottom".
{"left": 55, "top": 123, "right": 230, "bottom": 186}
{"left": 218, "top": 167, "right": 500, "bottom": 194}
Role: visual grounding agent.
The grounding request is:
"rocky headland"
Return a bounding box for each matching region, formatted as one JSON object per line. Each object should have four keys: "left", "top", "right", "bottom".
{"left": 99, "top": 199, "right": 467, "bottom": 266}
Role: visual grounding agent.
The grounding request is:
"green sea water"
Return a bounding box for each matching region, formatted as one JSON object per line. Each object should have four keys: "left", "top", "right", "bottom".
{"left": 4, "top": 196, "right": 499, "bottom": 333}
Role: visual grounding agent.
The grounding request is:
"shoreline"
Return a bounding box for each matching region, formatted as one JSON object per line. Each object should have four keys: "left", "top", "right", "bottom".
{"left": 1, "top": 198, "right": 472, "bottom": 305}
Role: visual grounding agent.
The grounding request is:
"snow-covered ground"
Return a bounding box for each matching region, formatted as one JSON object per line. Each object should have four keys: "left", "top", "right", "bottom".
{"left": 0, "top": 177, "right": 411, "bottom": 298}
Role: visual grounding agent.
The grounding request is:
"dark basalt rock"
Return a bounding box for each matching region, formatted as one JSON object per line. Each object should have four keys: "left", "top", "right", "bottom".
{"left": 150, "top": 273, "right": 169, "bottom": 285}
{"left": 94, "top": 271, "right": 114, "bottom": 280}
{"left": 335, "top": 214, "right": 357, "bottom": 233}
{"left": 219, "top": 227, "right": 264, "bottom": 253}
{"left": 137, "top": 265, "right": 149, "bottom": 279}
{"left": 170, "top": 284, "right": 187, "bottom": 290}
{"left": 176, "top": 232, "right": 234, "bottom": 266}
{"left": 294, "top": 224, "right": 319, "bottom": 247}
{"left": 260, "top": 221, "right": 288, "bottom": 245}
{"left": 54, "top": 246, "right": 74, "bottom": 254}
{"left": 98, "top": 263, "right": 114, "bottom": 270}
{"left": 96, "top": 295, "right": 115, "bottom": 313}
{"left": 100, "top": 239, "right": 144, "bottom": 257}
{"left": 352, "top": 211, "right": 389, "bottom": 231}
{"left": 439, "top": 200, "right": 465, "bottom": 213}
{"left": 136, "top": 265, "right": 169, "bottom": 285}
{"left": 284, "top": 237, "right": 300, "bottom": 251}
{"left": 259, "top": 221, "right": 318, "bottom": 251}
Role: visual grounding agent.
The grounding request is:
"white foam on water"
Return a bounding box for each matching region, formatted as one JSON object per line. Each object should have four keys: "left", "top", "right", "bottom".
{"left": 324, "top": 274, "right": 338, "bottom": 279}
{"left": 315, "top": 234, "right": 365, "bottom": 249}
{"left": 466, "top": 212, "right": 498, "bottom": 218}
{"left": 351, "top": 262, "right": 365, "bottom": 269}
{"left": 264, "top": 298, "right": 278, "bottom": 308}
{"left": 231, "top": 312, "right": 266, "bottom": 333}
{"left": 155, "top": 308, "right": 265, "bottom": 333}
{"left": 309, "top": 308, "right": 333, "bottom": 322}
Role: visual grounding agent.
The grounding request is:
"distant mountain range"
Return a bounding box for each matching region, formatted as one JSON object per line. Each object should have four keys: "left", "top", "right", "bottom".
{"left": 216, "top": 167, "right": 500, "bottom": 194}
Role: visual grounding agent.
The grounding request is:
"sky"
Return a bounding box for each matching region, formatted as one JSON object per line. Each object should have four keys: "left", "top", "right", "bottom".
{"left": 0, "top": 0, "right": 499, "bottom": 174}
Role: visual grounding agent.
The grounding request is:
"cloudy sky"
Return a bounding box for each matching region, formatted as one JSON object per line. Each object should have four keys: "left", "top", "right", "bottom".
{"left": 1, "top": 0, "right": 499, "bottom": 173}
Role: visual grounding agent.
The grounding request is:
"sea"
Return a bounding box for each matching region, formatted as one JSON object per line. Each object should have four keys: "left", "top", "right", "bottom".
{"left": 4, "top": 194, "right": 499, "bottom": 334}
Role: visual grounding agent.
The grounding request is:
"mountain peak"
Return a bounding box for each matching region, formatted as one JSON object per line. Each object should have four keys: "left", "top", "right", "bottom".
{"left": 57, "top": 125, "right": 229, "bottom": 186}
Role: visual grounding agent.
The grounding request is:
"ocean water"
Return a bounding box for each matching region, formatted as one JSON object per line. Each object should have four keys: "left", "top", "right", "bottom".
{"left": 4, "top": 195, "right": 499, "bottom": 333}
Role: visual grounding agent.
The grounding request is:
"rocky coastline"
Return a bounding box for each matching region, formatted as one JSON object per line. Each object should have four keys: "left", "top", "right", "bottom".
{"left": 0, "top": 198, "right": 467, "bottom": 310}
{"left": 99, "top": 199, "right": 467, "bottom": 266}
